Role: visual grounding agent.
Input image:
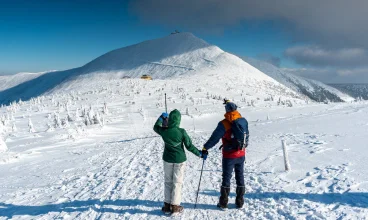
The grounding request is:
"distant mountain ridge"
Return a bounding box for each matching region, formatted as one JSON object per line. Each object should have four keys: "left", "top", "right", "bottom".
{"left": 329, "top": 84, "right": 368, "bottom": 100}
{"left": 242, "top": 57, "right": 353, "bottom": 102}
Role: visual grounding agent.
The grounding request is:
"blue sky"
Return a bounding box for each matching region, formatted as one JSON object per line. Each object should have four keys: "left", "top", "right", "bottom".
{"left": 1, "top": 0, "right": 368, "bottom": 83}
{"left": 0, "top": 0, "right": 296, "bottom": 74}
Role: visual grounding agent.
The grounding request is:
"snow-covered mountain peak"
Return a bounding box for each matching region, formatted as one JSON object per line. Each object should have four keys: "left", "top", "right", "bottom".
{"left": 0, "top": 33, "right": 350, "bottom": 104}
{"left": 81, "top": 32, "right": 223, "bottom": 79}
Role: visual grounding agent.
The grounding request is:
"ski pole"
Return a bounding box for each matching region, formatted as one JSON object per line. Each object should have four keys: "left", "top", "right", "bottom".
{"left": 165, "top": 93, "right": 167, "bottom": 113}
{"left": 194, "top": 159, "right": 205, "bottom": 209}
{"left": 162, "top": 93, "right": 169, "bottom": 127}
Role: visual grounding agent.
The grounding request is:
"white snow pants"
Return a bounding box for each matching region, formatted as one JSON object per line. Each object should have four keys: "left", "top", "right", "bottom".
{"left": 163, "top": 161, "right": 186, "bottom": 206}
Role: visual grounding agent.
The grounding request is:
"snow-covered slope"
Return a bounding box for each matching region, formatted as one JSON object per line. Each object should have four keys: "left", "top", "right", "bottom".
{"left": 0, "top": 33, "right": 301, "bottom": 105}
{"left": 0, "top": 72, "right": 48, "bottom": 92}
{"left": 242, "top": 57, "right": 354, "bottom": 102}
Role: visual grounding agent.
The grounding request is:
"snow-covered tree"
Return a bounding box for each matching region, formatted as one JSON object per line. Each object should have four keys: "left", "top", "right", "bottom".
{"left": 62, "top": 118, "right": 70, "bottom": 128}
{"left": 101, "top": 116, "right": 105, "bottom": 126}
{"left": 0, "top": 135, "right": 7, "bottom": 153}
{"left": 67, "top": 112, "right": 73, "bottom": 122}
{"left": 286, "top": 100, "right": 293, "bottom": 107}
{"left": 54, "top": 113, "right": 62, "bottom": 128}
{"left": 88, "top": 106, "right": 95, "bottom": 124}
{"left": 103, "top": 102, "right": 109, "bottom": 115}
{"left": 251, "top": 100, "right": 256, "bottom": 107}
{"left": 46, "top": 123, "right": 54, "bottom": 132}
{"left": 84, "top": 115, "right": 90, "bottom": 126}
{"left": 28, "top": 118, "right": 36, "bottom": 133}
{"left": 0, "top": 121, "right": 4, "bottom": 134}
{"left": 12, "top": 123, "right": 17, "bottom": 132}
{"left": 75, "top": 108, "right": 81, "bottom": 121}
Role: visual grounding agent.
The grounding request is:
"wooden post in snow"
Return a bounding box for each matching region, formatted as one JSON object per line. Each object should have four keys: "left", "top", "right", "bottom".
{"left": 282, "top": 140, "right": 291, "bottom": 171}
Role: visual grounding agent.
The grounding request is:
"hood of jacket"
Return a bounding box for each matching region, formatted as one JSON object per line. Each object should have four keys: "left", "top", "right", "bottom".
{"left": 168, "top": 109, "right": 181, "bottom": 128}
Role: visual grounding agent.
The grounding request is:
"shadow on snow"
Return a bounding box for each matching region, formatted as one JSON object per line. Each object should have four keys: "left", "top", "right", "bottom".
{"left": 200, "top": 190, "right": 368, "bottom": 209}
{"left": 105, "top": 136, "right": 159, "bottom": 144}
{"left": 1, "top": 192, "right": 367, "bottom": 217}
{"left": 0, "top": 199, "right": 217, "bottom": 218}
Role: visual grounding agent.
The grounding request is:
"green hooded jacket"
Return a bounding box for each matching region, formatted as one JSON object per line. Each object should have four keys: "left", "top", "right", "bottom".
{"left": 153, "top": 109, "right": 200, "bottom": 163}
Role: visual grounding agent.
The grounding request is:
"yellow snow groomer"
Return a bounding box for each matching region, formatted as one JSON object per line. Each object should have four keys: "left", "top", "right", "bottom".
{"left": 141, "top": 75, "right": 153, "bottom": 80}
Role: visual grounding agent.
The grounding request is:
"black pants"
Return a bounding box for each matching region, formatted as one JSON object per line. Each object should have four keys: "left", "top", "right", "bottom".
{"left": 222, "top": 156, "right": 245, "bottom": 187}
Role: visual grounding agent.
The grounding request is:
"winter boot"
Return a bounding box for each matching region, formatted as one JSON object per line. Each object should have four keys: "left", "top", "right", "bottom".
{"left": 171, "top": 205, "right": 184, "bottom": 215}
{"left": 161, "top": 202, "right": 171, "bottom": 214}
{"left": 217, "top": 186, "right": 230, "bottom": 209}
{"left": 235, "top": 186, "right": 245, "bottom": 208}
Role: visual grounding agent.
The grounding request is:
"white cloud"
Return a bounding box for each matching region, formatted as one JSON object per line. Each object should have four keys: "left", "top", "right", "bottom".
{"left": 283, "top": 67, "right": 368, "bottom": 83}
{"left": 337, "top": 68, "right": 368, "bottom": 76}
{"left": 284, "top": 46, "right": 368, "bottom": 67}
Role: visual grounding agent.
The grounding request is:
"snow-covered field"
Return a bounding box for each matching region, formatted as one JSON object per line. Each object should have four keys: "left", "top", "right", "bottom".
{"left": 0, "top": 78, "right": 367, "bottom": 219}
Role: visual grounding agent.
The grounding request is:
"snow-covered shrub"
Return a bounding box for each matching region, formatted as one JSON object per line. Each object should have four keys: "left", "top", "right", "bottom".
{"left": 54, "top": 113, "right": 62, "bottom": 128}
{"left": 195, "top": 88, "right": 204, "bottom": 92}
{"left": 277, "top": 97, "right": 282, "bottom": 106}
{"left": 251, "top": 100, "right": 256, "bottom": 107}
{"left": 0, "top": 136, "right": 8, "bottom": 152}
{"left": 28, "top": 118, "right": 36, "bottom": 133}
{"left": 186, "top": 107, "right": 190, "bottom": 116}
{"left": 0, "top": 121, "right": 4, "bottom": 135}
{"left": 103, "top": 102, "right": 109, "bottom": 115}
{"left": 93, "top": 112, "right": 102, "bottom": 125}
{"left": 75, "top": 108, "right": 80, "bottom": 120}
{"left": 84, "top": 115, "right": 90, "bottom": 126}
{"left": 67, "top": 112, "right": 73, "bottom": 122}
{"left": 196, "top": 99, "right": 203, "bottom": 105}
{"left": 46, "top": 123, "right": 54, "bottom": 132}
{"left": 264, "top": 96, "right": 274, "bottom": 102}
{"left": 62, "top": 118, "right": 70, "bottom": 128}
{"left": 286, "top": 100, "right": 293, "bottom": 107}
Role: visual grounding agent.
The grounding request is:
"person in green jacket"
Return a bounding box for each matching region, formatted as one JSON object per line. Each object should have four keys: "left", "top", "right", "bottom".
{"left": 154, "top": 109, "right": 205, "bottom": 215}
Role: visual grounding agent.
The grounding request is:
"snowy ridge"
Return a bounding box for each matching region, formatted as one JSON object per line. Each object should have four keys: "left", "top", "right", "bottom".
{"left": 242, "top": 57, "right": 354, "bottom": 102}
{"left": 329, "top": 84, "right": 368, "bottom": 100}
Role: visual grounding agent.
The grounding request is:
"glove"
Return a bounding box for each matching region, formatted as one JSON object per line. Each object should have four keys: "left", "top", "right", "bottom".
{"left": 158, "top": 112, "right": 169, "bottom": 122}
{"left": 200, "top": 148, "right": 208, "bottom": 160}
